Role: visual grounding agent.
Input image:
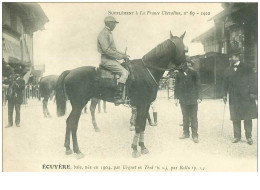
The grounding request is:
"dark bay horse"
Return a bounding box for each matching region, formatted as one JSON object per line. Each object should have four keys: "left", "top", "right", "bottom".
{"left": 39, "top": 75, "right": 59, "bottom": 117}
{"left": 55, "top": 32, "right": 186, "bottom": 159}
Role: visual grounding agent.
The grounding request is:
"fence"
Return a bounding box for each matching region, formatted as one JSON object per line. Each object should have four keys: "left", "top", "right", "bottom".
{"left": 23, "top": 85, "right": 41, "bottom": 106}
{"left": 3, "top": 82, "right": 175, "bottom": 106}
{"left": 157, "top": 78, "right": 175, "bottom": 99}
{"left": 2, "top": 84, "right": 41, "bottom": 107}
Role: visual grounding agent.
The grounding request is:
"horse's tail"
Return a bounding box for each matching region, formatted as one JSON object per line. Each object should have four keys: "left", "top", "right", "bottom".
{"left": 56, "top": 70, "right": 70, "bottom": 117}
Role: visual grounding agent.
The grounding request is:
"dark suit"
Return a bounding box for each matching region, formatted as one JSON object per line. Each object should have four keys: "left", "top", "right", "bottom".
{"left": 222, "top": 62, "right": 257, "bottom": 139}
{"left": 5, "top": 77, "right": 25, "bottom": 126}
{"left": 174, "top": 69, "right": 201, "bottom": 138}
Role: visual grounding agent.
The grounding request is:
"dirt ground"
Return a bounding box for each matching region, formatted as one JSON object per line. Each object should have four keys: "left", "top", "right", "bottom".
{"left": 2, "top": 97, "right": 257, "bottom": 172}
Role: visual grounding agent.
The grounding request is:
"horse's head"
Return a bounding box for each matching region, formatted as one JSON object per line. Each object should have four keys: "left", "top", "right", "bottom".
{"left": 169, "top": 31, "right": 187, "bottom": 68}
{"left": 142, "top": 31, "right": 188, "bottom": 72}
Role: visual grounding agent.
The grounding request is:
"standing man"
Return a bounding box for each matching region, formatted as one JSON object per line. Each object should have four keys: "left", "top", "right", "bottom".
{"left": 174, "top": 60, "right": 202, "bottom": 143}
{"left": 4, "top": 74, "right": 26, "bottom": 127}
{"left": 222, "top": 54, "right": 257, "bottom": 145}
{"left": 97, "top": 16, "right": 130, "bottom": 105}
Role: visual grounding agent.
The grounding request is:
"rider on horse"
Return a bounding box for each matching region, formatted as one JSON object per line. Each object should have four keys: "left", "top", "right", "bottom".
{"left": 97, "top": 16, "right": 130, "bottom": 105}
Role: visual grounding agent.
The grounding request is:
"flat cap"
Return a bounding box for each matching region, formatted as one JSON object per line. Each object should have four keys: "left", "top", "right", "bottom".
{"left": 104, "top": 16, "right": 119, "bottom": 23}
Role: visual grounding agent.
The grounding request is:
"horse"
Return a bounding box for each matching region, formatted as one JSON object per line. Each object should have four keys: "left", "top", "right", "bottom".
{"left": 55, "top": 31, "right": 187, "bottom": 159}
{"left": 82, "top": 98, "right": 102, "bottom": 132}
{"left": 39, "top": 75, "right": 59, "bottom": 117}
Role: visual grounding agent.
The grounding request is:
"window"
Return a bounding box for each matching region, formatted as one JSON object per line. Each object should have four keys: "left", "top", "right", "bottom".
{"left": 10, "top": 13, "right": 17, "bottom": 32}
{"left": 17, "top": 16, "right": 23, "bottom": 34}
{"left": 230, "top": 28, "right": 243, "bottom": 50}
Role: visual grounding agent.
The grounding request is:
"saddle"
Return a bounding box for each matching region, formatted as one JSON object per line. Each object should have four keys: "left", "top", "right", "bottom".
{"left": 96, "top": 62, "right": 134, "bottom": 88}
{"left": 96, "top": 62, "right": 135, "bottom": 104}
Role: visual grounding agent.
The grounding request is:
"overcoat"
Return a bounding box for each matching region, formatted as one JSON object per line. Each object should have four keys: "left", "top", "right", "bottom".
{"left": 5, "top": 77, "right": 25, "bottom": 105}
{"left": 174, "top": 68, "right": 202, "bottom": 105}
{"left": 222, "top": 63, "right": 257, "bottom": 121}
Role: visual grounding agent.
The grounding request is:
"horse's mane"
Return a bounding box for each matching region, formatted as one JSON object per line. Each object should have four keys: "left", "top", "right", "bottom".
{"left": 142, "top": 39, "right": 175, "bottom": 64}
{"left": 142, "top": 38, "right": 185, "bottom": 65}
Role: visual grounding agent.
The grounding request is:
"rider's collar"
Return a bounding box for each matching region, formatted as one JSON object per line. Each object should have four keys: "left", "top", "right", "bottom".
{"left": 105, "top": 26, "right": 111, "bottom": 31}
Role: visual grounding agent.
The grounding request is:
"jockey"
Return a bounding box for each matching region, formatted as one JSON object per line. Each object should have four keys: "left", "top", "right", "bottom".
{"left": 97, "top": 16, "right": 130, "bottom": 105}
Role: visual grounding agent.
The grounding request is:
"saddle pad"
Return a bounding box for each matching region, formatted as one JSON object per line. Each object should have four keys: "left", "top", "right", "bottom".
{"left": 96, "top": 68, "right": 117, "bottom": 88}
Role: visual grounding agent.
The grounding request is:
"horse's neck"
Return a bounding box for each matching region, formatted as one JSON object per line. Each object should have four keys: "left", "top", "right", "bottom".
{"left": 142, "top": 57, "right": 170, "bottom": 82}
{"left": 149, "top": 61, "right": 169, "bottom": 82}
{"left": 142, "top": 40, "right": 175, "bottom": 82}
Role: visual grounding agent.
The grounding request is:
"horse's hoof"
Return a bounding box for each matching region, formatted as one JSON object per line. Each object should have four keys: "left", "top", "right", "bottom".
{"left": 94, "top": 128, "right": 100, "bottom": 132}
{"left": 132, "top": 150, "right": 141, "bottom": 158}
{"left": 129, "top": 126, "right": 135, "bottom": 131}
{"left": 65, "top": 149, "right": 73, "bottom": 155}
{"left": 76, "top": 152, "right": 85, "bottom": 159}
{"left": 141, "top": 148, "right": 149, "bottom": 154}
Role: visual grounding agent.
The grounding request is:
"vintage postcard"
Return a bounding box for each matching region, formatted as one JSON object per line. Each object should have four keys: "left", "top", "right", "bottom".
{"left": 2, "top": 2, "right": 258, "bottom": 172}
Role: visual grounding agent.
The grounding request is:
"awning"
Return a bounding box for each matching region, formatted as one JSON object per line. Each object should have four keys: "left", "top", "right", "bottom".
{"left": 17, "top": 3, "right": 49, "bottom": 33}
{"left": 191, "top": 28, "right": 215, "bottom": 43}
{"left": 208, "top": 5, "right": 240, "bottom": 21}
{"left": 4, "top": 3, "right": 49, "bottom": 33}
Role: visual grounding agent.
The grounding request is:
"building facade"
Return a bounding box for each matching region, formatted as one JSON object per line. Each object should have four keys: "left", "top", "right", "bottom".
{"left": 192, "top": 3, "right": 257, "bottom": 68}
{"left": 191, "top": 3, "right": 257, "bottom": 99}
{"left": 2, "top": 3, "right": 48, "bottom": 82}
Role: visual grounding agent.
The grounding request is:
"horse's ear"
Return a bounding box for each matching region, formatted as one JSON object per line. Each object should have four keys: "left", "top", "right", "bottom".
{"left": 180, "top": 31, "right": 186, "bottom": 39}
{"left": 170, "top": 31, "right": 174, "bottom": 39}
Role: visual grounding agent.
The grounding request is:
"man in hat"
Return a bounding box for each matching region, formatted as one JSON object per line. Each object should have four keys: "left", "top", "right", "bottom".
{"left": 97, "top": 16, "right": 130, "bottom": 105}
{"left": 4, "top": 73, "right": 25, "bottom": 127}
{"left": 174, "top": 59, "right": 202, "bottom": 143}
{"left": 222, "top": 54, "right": 257, "bottom": 145}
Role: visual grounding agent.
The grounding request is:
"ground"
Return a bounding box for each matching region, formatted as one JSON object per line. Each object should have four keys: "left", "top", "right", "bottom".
{"left": 2, "top": 96, "right": 257, "bottom": 172}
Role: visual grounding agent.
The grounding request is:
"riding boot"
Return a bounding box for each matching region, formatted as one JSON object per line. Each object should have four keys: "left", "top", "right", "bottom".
{"left": 153, "top": 112, "right": 158, "bottom": 126}
{"left": 114, "top": 83, "right": 125, "bottom": 105}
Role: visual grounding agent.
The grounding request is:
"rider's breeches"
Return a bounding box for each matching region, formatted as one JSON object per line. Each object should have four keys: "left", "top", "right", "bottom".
{"left": 100, "top": 57, "right": 128, "bottom": 84}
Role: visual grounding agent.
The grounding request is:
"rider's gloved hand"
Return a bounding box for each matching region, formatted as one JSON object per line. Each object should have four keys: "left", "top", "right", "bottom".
{"left": 123, "top": 54, "right": 130, "bottom": 62}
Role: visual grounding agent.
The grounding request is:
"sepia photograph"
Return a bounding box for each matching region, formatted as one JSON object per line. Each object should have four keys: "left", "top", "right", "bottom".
{"left": 1, "top": 2, "right": 258, "bottom": 172}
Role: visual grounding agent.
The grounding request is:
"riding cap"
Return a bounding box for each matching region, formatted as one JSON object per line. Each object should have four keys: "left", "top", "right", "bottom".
{"left": 104, "top": 16, "right": 119, "bottom": 23}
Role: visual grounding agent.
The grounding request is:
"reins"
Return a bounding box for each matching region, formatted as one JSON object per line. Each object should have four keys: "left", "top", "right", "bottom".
{"left": 142, "top": 58, "right": 176, "bottom": 72}
{"left": 141, "top": 58, "right": 176, "bottom": 87}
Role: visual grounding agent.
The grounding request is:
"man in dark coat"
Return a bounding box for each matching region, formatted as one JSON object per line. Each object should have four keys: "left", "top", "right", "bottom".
{"left": 4, "top": 74, "right": 25, "bottom": 127}
{"left": 174, "top": 60, "right": 202, "bottom": 143}
{"left": 222, "top": 54, "right": 257, "bottom": 145}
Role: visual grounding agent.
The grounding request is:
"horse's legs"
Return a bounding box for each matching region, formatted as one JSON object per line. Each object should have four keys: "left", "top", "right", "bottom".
{"left": 131, "top": 103, "right": 150, "bottom": 157}
{"left": 129, "top": 107, "right": 137, "bottom": 131}
{"left": 45, "top": 98, "right": 51, "bottom": 117}
{"left": 103, "top": 101, "right": 107, "bottom": 113}
{"left": 42, "top": 96, "right": 48, "bottom": 117}
{"left": 64, "top": 101, "right": 83, "bottom": 156}
{"left": 67, "top": 104, "right": 83, "bottom": 154}
{"left": 97, "top": 99, "right": 101, "bottom": 113}
{"left": 90, "top": 98, "right": 100, "bottom": 132}
{"left": 64, "top": 116, "right": 72, "bottom": 155}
